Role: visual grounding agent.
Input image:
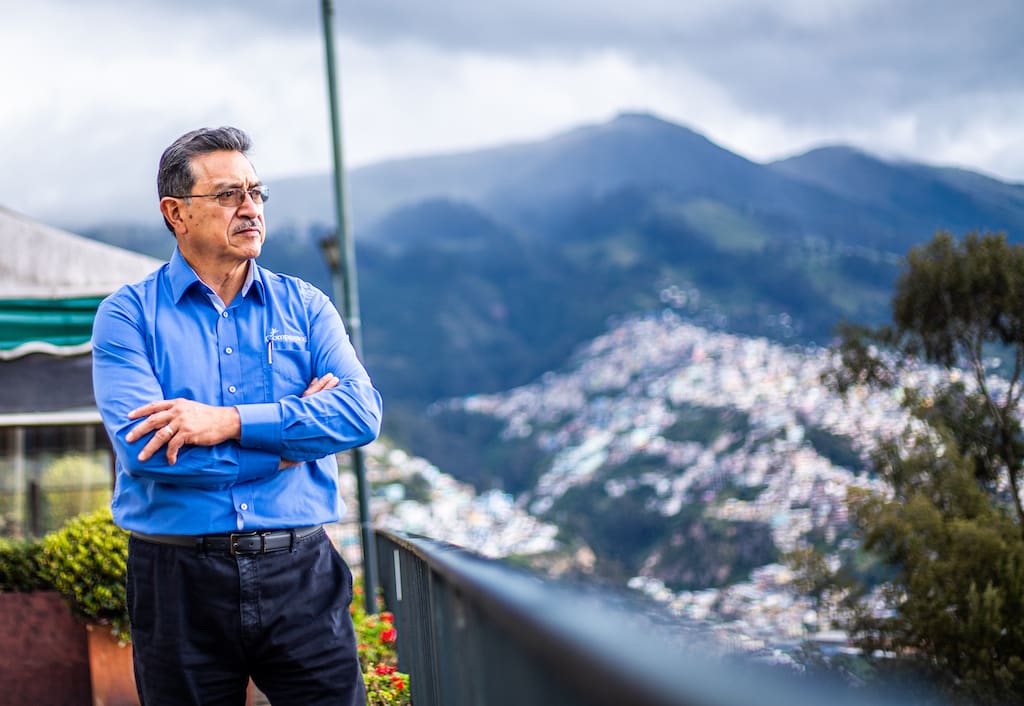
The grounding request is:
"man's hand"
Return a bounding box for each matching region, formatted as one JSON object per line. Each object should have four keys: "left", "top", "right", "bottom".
{"left": 128, "top": 374, "right": 340, "bottom": 466}
{"left": 301, "top": 373, "right": 338, "bottom": 397}
{"left": 127, "top": 399, "right": 242, "bottom": 465}
{"left": 279, "top": 374, "right": 340, "bottom": 469}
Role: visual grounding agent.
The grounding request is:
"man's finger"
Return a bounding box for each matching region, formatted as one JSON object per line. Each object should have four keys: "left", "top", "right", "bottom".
{"left": 127, "top": 417, "right": 160, "bottom": 443}
{"left": 165, "top": 431, "right": 185, "bottom": 465}
{"left": 127, "top": 405, "right": 152, "bottom": 420}
{"left": 301, "top": 373, "right": 338, "bottom": 397}
{"left": 137, "top": 424, "right": 176, "bottom": 461}
{"left": 128, "top": 400, "right": 172, "bottom": 420}
{"left": 299, "top": 377, "right": 315, "bottom": 397}
{"left": 311, "top": 373, "right": 338, "bottom": 391}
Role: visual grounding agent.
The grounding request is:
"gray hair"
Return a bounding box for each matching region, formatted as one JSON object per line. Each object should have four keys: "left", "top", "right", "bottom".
{"left": 157, "top": 126, "right": 253, "bottom": 232}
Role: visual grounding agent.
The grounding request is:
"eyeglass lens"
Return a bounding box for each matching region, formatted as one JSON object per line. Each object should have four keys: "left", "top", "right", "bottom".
{"left": 219, "top": 186, "right": 269, "bottom": 207}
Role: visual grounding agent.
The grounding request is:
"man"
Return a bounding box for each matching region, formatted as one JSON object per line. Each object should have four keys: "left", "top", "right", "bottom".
{"left": 92, "top": 126, "right": 381, "bottom": 705}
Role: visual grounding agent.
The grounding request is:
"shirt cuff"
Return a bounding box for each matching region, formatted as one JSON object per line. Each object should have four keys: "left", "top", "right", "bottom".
{"left": 237, "top": 402, "right": 282, "bottom": 452}
{"left": 236, "top": 447, "right": 283, "bottom": 484}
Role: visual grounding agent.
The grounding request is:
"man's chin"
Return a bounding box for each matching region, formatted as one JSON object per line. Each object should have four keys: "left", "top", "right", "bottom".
{"left": 233, "top": 236, "right": 263, "bottom": 259}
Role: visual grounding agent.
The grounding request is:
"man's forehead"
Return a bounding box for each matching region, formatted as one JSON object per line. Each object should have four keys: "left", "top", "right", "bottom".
{"left": 190, "top": 150, "right": 258, "bottom": 184}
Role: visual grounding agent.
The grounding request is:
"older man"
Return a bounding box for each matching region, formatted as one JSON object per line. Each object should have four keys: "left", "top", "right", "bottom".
{"left": 92, "top": 126, "right": 381, "bottom": 705}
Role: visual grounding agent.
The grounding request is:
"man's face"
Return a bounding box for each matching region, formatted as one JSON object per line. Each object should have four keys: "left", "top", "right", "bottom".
{"left": 174, "top": 150, "right": 266, "bottom": 265}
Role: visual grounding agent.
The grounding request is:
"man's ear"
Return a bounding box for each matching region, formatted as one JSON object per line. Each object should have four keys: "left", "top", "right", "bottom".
{"left": 159, "top": 197, "right": 188, "bottom": 236}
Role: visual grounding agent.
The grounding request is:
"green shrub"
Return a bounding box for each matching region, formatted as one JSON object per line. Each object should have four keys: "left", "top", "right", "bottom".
{"left": 0, "top": 537, "right": 48, "bottom": 592}
{"left": 37, "top": 508, "right": 129, "bottom": 642}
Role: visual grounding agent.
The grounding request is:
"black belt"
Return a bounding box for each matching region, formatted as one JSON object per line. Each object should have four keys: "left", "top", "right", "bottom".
{"left": 132, "top": 525, "right": 323, "bottom": 555}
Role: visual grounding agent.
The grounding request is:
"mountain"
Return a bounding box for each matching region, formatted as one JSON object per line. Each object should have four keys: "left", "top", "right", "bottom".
{"left": 79, "top": 111, "right": 1024, "bottom": 444}
{"left": 769, "top": 145, "right": 1024, "bottom": 241}
{"left": 427, "top": 310, "right": 896, "bottom": 592}
{"left": 265, "top": 112, "right": 1023, "bottom": 251}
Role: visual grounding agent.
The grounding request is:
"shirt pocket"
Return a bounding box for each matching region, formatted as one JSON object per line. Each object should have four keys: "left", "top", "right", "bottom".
{"left": 266, "top": 340, "right": 312, "bottom": 399}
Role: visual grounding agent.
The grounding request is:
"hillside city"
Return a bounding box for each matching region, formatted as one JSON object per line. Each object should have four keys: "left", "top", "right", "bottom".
{"left": 336, "top": 290, "right": 993, "bottom": 661}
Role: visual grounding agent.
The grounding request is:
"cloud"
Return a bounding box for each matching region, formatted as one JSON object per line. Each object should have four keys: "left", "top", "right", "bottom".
{"left": 0, "top": 3, "right": 332, "bottom": 224}
{"left": 1, "top": 0, "right": 1022, "bottom": 225}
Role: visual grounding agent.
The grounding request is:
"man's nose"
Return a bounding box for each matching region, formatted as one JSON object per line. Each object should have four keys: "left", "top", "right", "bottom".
{"left": 237, "top": 190, "right": 261, "bottom": 216}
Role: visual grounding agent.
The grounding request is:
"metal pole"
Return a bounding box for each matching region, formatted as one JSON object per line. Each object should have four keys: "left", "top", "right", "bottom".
{"left": 319, "top": 0, "right": 378, "bottom": 614}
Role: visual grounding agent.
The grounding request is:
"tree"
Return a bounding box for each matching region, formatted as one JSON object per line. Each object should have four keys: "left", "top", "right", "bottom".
{"left": 844, "top": 433, "right": 1024, "bottom": 704}
{"left": 832, "top": 231, "right": 1024, "bottom": 529}
{"left": 812, "top": 231, "right": 1024, "bottom": 704}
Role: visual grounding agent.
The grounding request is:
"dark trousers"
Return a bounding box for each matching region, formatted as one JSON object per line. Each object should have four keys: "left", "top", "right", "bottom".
{"left": 127, "top": 529, "right": 366, "bottom": 706}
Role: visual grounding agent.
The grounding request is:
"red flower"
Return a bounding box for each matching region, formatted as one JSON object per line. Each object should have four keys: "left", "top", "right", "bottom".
{"left": 375, "top": 663, "right": 397, "bottom": 675}
{"left": 357, "top": 643, "right": 370, "bottom": 652}
{"left": 381, "top": 611, "right": 395, "bottom": 623}
{"left": 391, "top": 676, "right": 406, "bottom": 690}
{"left": 381, "top": 627, "right": 397, "bottom": 644}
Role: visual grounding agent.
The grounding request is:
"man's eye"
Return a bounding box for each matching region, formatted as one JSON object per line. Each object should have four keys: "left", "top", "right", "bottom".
{"left": 219, "top": 189, "right": 240, "bottom": 200}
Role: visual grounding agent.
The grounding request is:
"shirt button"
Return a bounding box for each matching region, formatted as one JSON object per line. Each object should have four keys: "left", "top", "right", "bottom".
{"left": 222, "top": 311, "right": 229, "bottom": 318}
{"left": 240, "top": 503, "right": 249, "bottom": 511}
{"left": 225, "top": 346, "right": 233, "bottom": 355}
{"left": 228, "top": 385, "right": 237, "bottom": 393}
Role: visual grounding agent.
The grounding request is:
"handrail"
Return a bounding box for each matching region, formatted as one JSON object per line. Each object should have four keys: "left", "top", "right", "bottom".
{"left": 375, "top": 530, "right": 939, "bottom": 706}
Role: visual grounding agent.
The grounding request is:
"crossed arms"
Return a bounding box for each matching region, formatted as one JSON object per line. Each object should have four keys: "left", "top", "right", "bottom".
{"left": 92, "top": 287, "right": 382, "bottom": 489}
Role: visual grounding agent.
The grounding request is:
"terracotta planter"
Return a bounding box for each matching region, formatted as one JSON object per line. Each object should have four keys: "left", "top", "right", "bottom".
{"left": 0, "top": 591, "right": 260, "bottom": 704}
{"left": 85, "top": 624, "right": 138, "bottom": 706}
{"left": 84, "top": 627, "right": 261, "bottom": 706}
{"left": 0, "top": 591, "right": 91, "bottom": 705}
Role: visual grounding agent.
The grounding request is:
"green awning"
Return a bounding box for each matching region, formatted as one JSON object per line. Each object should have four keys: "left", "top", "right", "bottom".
{"left": 0, "top": 297, "right": 105, "bottom": 353}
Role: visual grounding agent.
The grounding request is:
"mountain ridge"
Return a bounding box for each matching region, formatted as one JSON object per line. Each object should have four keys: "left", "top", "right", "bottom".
{"left": 76, "top": 111, "right": 1024, "bottom": 441}
{"left": 261, "top": 111, "right": 1021, "bottom": 250}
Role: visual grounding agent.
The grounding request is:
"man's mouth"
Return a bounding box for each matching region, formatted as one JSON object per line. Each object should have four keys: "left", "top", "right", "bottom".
{"left": 233, "top": 221, "right": 262, "bottom": 236}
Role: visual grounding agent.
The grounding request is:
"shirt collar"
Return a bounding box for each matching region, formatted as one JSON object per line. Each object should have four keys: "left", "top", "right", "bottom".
{"left": 168, "top": 247, "right": 264, "bottom": 305}
{"left": 246, "top": 260, "right": 265, "bottom": 302}
{"left": 168, "top": 248, "right": 201, "bottom": 303}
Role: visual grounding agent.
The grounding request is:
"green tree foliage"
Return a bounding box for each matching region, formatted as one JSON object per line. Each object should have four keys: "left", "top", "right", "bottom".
{"left": 831, "top": 231, "right": 1024, "bottom": 527}
{"left": 811, "top": 231, "right": 1024, "bottom": 704}
{"left": 846, "top": 435, "right": 1024, "bottom": 703}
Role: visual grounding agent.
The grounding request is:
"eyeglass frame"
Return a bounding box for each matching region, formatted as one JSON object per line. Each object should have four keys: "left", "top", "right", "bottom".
{"left": 170, "top": 184, "right": 270, "bottom": 208}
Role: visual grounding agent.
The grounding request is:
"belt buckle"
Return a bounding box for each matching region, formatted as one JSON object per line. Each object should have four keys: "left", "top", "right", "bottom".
{"left": 229, "top": 531, "right": 265, "bottom": 555}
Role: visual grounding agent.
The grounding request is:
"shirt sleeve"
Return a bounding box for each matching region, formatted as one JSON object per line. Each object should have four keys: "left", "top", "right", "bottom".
{"left": 92, "top": 290, "right": 281, "bottom": 488}
{"left": 236, "top": 285, "right": 382, "bottom": 460}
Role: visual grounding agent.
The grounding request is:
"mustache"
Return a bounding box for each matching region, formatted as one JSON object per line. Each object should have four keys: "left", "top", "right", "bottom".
{"left": 233, "top": 219, "right": 263, "bottom": 234}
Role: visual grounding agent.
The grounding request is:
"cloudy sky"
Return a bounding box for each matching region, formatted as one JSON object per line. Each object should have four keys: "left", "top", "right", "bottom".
{"left": 1, "top": 0, "right": 1022, "bottom": 227}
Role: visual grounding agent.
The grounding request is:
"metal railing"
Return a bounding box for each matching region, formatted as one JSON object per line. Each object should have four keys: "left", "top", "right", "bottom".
{"left": 375, "top": 530, "right": 944, "bottom": 706}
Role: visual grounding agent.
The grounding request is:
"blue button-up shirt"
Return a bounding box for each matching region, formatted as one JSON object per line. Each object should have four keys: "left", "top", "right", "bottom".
{"left": 92, "top": 248, "right": 382, "bottom": 534}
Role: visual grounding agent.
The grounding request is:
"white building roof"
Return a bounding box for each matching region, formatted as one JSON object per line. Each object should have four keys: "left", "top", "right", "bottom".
{"left": 0, "top": 205, "right": 162, "bottom": 299}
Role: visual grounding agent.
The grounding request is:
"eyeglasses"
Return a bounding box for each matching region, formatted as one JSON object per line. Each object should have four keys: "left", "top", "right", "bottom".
{"left": 173, "top": 185, "right": 270, "bottom": 208}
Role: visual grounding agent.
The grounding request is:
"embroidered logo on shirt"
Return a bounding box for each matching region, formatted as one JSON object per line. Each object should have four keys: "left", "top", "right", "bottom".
{"left": 266, "top": 328, "right": 308, "bottom": 345}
